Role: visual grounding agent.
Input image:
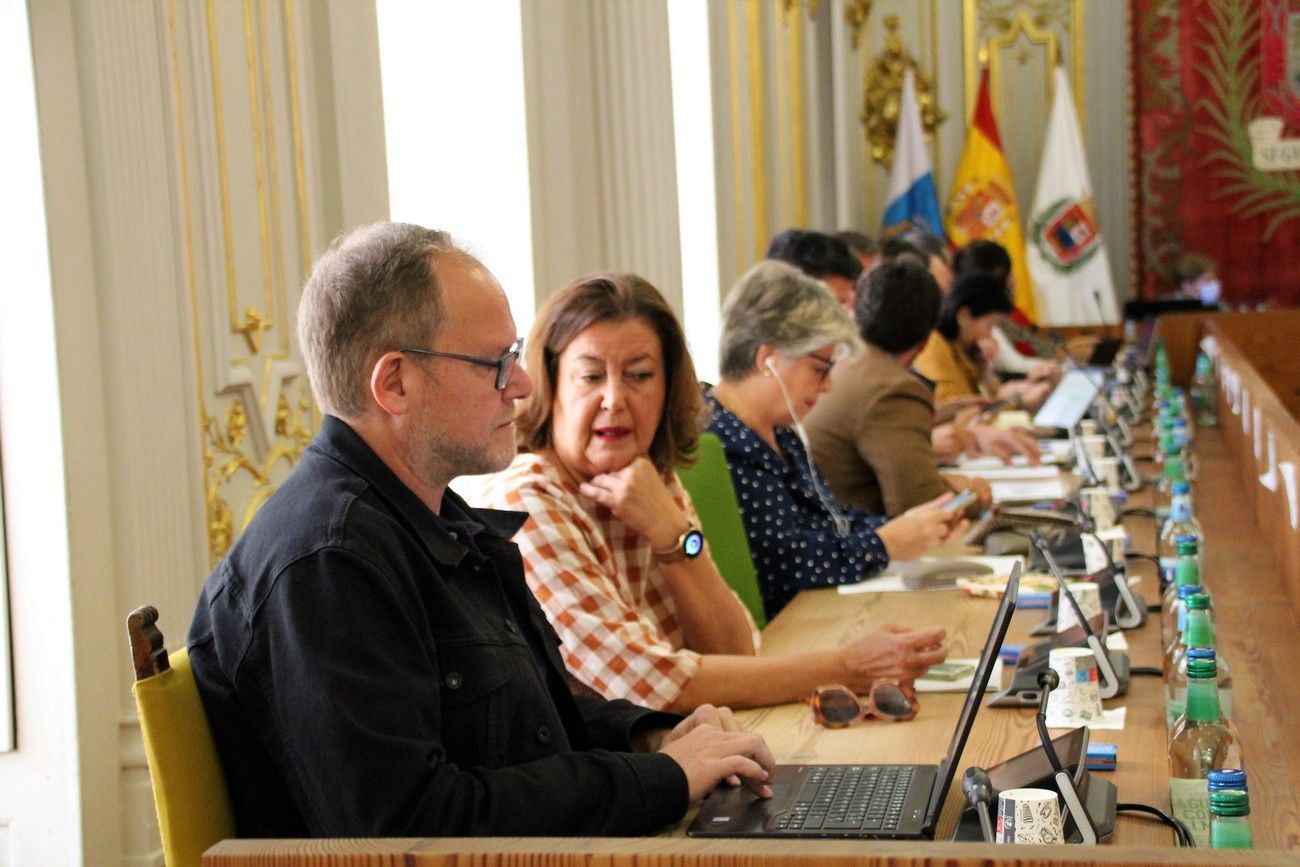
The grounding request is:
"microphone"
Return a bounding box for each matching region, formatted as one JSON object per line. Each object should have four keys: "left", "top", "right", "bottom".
{"left": 1034, "top": 667, "right": 1101, "bottom": 844}
{"left": 1028, "top": 530, "right": 1126, "bottom": 699}
{"left": 1090, "top": 288, "right": 1109, "bottom": 326}
{"left": 962, "top": 766, "right": 996, "bottom": 843}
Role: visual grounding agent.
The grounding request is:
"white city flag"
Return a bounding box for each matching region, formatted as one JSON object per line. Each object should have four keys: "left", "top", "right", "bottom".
{"left": 1027, "top": 66, "right": 1119, "bottom": 326}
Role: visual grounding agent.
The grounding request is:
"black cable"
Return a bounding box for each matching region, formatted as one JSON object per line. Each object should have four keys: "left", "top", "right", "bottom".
{"left": 1125, "top": 552, "right": 1159, "bottom": 565}
{"left": 1116, "top": 802, "right": 1195, "bottom": 847}
{"left": 1129, "top": 666, "right": 1162, "bottom": 677}
{"left": 1120, "top": 507, "right": 1157, "bottom": 519}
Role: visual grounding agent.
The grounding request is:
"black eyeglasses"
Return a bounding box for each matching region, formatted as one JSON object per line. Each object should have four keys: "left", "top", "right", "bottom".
{"left": 399, "top": 337, "right": 524, "bottom": 391}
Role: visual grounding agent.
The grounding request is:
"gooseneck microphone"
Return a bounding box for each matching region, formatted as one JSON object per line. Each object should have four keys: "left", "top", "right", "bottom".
{"left": 961, "top": 766, "right": 996, "bottom": 843}
{"left": 1034, "top": 666, "right": 1101, "bottom": 844}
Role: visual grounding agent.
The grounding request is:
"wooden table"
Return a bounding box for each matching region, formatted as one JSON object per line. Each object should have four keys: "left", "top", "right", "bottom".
{"left": 205, "top": 430, "right": 1299, "bottom": 865}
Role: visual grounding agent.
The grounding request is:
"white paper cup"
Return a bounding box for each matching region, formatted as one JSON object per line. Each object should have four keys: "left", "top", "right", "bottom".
{"left": 1045, "top": 646, "right": 1104, "bottom": 726}
{"left": 1093, "top": 456, "right": 1121, "bottom": 493}
{"left": 1081, "top": 434, "right": 1108, "bottom": 461}
{"left": 1079, "top": 486, "right": 1116, "bottom": 530}
{"left": 1056, "top": 581, "right": 1102, "bottom": 633}
{"left": 997, "top": 787, "right": 1064, "bottom": 844}
{"left": 1078, "top": 420, "right": 1100, "bottom": 437}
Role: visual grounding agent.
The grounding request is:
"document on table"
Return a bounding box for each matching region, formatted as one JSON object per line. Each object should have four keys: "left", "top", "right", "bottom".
{"left": 954, "top": 464, "right": 1062, "bottom": 481}
{"left": 837, "top": 556, "right": 1024, "bottom": 594}
{"left": 915, "top": 658, "right": 1003, "bottom": 693}
{"left": 990, "top": 476, "right": 1070, "bottom": 502}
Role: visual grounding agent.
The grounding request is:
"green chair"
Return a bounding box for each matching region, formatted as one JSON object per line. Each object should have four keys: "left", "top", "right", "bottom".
{"left": 128, "top": 606, "right": 236, "bottom": 867}
{"left": 678, "top": 433, "right": 767, "bottom": 628}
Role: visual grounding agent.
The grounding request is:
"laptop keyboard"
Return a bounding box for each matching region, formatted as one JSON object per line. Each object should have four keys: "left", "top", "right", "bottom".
{"left": 773, "top": 765, "right": 914, "bottom": 833}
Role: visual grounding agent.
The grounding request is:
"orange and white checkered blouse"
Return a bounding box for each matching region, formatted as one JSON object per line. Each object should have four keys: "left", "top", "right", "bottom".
{"left": 478, "top": 451, "right": 760, "bottom": 711}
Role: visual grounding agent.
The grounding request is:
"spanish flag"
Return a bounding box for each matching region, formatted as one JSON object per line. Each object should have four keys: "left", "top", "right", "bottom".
{"left": 944, "top": 68, "right": 1037, "bottom": 322}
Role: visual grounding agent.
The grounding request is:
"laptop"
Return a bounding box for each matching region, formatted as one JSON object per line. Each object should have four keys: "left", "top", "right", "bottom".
{"left": 1032, "top": 368, "right": 1102, "bottom": 430}
{"left": 1086, "top": 337, "right": 1122, "bottom": 367}
{"left": 687, "top": 564, "right": 1020, "bottom": 840}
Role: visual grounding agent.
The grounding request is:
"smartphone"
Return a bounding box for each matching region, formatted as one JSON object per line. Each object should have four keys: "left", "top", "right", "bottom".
{"left": 943, "top": 489, "right": 978, "bottom": 514}
{"left": 977, "top": 399, "right": 1010, "bottom": 422}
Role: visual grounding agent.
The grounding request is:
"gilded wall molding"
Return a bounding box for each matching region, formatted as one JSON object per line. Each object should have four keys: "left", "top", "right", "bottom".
{"left": 167, "top": 0, "right": 318, "bottom": 565}
{"left": 962, "top": 0, "right": 1083, "bottom": 125}
{"left": 861, "top": 15, "right": 946, "bottom": 168}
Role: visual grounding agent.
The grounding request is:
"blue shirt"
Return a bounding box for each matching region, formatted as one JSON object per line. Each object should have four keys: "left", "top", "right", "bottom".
{"left": 705, "top": 394, "right": 891, "bottom": 617}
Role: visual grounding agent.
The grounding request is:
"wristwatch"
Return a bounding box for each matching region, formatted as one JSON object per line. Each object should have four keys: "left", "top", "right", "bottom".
{"left": 653, "top": 525, "right": 705, "bottom": 563}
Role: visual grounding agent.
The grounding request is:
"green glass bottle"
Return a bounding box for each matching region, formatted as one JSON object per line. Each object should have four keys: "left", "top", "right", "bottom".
{"left": 1169, "top": 651, "right": 1243, "bottom": 848}
{"left": 1192, "top": 353, "right": 1220, "bottom": 428}
{"left": 1209, "top": 790, "right": 1252, "bottom": 849}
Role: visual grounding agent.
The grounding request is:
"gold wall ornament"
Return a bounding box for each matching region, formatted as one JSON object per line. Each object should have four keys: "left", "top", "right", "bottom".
{"left": 167, "top": 0, "right": 321, "bottom": 566}
{"left": 861, "top": 15, "right": 946, "bottom": 168}
{"left": 778, "top": 0, "right": 822, "bottom": 25}
{"left": 200, "top": 384, "right": 316, "bottom": 565}
{"left": 844, "top": 0, "right": 873, "bottom": 49}
{"left": 962, "top": 0, "right": 1082, "bottom": 124}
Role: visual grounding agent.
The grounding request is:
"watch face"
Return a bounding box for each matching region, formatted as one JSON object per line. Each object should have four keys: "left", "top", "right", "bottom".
{"left": 683, "top": 529, "right": 705, "bottom": 559}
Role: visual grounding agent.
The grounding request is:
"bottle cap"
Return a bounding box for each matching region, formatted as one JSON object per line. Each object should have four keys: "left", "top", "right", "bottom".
{"left": 1172, "top": 481, "right": 1192, "bottom": 495}
{"left": 1188, "top": 654, "right": 1218, "bottom": 678}
{"left": 1178, "top": 584, "right": 1205, "bottom": 599}
{"left": 1187, "top": 647, "right": 1215, "bottom": 659}
{"left": 1209, "top": 790, "right": 1249, "bottom": 817}
{"left": 1208, "top": 769, "right": 1247, "bottom": 791}
{"left": 1176, "top": 537, "right": 1199, "bottom": 555}
{"left": 1187, "top": 593, "right": 1210, "bottom": 611}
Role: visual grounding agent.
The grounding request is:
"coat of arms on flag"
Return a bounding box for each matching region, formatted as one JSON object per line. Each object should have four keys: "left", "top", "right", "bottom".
{"left": 1031, "top": 197, "right": 1101, "bottom": 272}
{"left": 948, "top": 180, "right": 1015, "bottom": 241}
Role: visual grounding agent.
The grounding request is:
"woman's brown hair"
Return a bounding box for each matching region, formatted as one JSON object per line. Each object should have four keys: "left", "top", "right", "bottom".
{"left": 515, "top": 273, "right": 703, "bottom": 473}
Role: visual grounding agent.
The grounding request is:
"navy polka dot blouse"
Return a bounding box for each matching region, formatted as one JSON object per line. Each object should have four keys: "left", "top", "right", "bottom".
{"left": 705, "top": 393, "right": 890, "bottom": 618}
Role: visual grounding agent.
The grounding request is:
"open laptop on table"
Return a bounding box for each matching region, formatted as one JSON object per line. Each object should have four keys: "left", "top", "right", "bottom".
{"left": 688, "top": 564, "right": 1020, "bottom": 840}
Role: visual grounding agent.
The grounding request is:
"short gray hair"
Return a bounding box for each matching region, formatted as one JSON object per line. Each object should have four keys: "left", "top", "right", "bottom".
{"left": 297, "top": 221, "right": 463, "bottom": 417}
{"left": 719, "top": 260, "right": 863, "bottom": 380}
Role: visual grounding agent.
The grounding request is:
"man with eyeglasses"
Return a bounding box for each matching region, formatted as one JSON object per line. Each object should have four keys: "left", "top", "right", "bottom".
{"left": 187, "top": 222, "right": 773, "bottom": 839}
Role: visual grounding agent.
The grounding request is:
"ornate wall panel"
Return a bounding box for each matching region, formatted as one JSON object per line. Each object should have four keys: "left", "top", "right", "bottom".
{"left": 166, "top": 0, "right": 318, "bottom": 568}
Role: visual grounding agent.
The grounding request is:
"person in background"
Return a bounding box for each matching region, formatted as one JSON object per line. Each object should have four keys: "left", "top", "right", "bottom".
{"left": 1173, "top": 252, "right": 1222, "bottom": 307}
{"left": 952, "top": 240, "right": 1060, "bottom": 379}
{"left": 803, "top": 258, "right": 999, "bottom": 517}
{"left": 898, "top": 227, "right": 955, "bottom": 294}
{"left": 765, "top": 228, "right": 862, "bottom": 314}
{"left": 705, "top": 260, "right": 965, "bottom": 615}
{"left": 187, "top": 222, "right": 775, "bottom": 838}
{"left": 913, "top": 271, "right": 1052, "bottom": 411}
{"left": 480, "top": 273, "right": 947, "bottom": 712}
{"left": 836, "top": 229, "right": 881, "bottom": 273}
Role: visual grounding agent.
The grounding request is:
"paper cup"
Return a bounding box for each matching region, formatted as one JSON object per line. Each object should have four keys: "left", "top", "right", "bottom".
{"left": 1056, "top": 581, "right": 1102, "bottom": 633}
{"left": 1078, "top": 420, "right": 1100, "bottom": 437}
{"left": 1081, "top": 434, "right": 1108, "bottom": 461}
{"left": 1045, "top": 646, "right": 1104, "bottom": 726}
{"left": 1093, "top": 456, "right": 1121, "bottom": 493}
{"left": 1079, "top": 486, "right": 1116, "bottom": 530}
{"left": 997, "top": 787, "right": 1064, "bottom": 844}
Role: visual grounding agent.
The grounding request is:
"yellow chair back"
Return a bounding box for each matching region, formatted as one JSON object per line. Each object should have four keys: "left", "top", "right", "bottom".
{"left": 132, "top": 641, "right": 235, "bottom": 867}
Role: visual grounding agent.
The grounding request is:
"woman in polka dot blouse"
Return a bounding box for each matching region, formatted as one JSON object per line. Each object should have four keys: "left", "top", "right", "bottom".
{"left": 707, "top": 261, "right": 966, "bottom": 618}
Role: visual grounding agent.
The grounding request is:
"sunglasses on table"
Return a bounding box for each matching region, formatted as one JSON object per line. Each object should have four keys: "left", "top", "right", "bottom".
{"left": 807, "top": 681, "right": 919, "bottom": 728}
{"left": 399, "top": 337, "right": 523, "bottom": 391}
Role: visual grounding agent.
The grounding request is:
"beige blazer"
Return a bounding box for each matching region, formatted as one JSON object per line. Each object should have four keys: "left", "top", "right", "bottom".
{"left": 804, "top": 344, "right": 950, "bottom": 518}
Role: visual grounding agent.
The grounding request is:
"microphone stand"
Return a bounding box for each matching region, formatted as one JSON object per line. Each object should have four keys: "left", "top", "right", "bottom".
{"left": 1030, "top": 530, "right": 1126, "bottom": 699}
{"left": 1035, "top": 669, "right": 1100, "bottom": 845}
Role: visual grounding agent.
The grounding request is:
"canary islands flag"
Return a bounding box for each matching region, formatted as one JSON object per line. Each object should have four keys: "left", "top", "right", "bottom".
{"left": 944, "top": 68, "right": 1036, "bottom": 321}
{"left": 882, "top": 69, "right": 944, "bottom": 241}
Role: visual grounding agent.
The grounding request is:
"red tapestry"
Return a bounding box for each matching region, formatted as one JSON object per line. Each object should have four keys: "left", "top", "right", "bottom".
{"left": 1132, "top": 0, "right": 1300, "bottom": 305}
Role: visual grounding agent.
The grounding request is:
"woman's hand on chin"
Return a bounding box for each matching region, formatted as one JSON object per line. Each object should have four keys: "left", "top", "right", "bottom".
{"left": 579, "top": 456, "right": 688, "bottom": 550}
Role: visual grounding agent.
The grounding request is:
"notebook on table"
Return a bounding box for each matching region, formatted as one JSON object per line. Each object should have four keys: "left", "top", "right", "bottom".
{"left": 687, "top": 564, "right": 1020, "bottom": 840}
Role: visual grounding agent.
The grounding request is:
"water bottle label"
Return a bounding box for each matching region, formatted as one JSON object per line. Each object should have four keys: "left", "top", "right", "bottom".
{"left": 1170, "top": 777, "right": 1212, "bottom": 847}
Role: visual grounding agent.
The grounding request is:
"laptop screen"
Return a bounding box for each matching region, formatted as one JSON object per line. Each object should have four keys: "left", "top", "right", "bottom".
{"left": 1032, "top": 368, "right": 1102, "bottom": 429}
{"left": 924, "top": 563, "right": 1021, "bottom": 825}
